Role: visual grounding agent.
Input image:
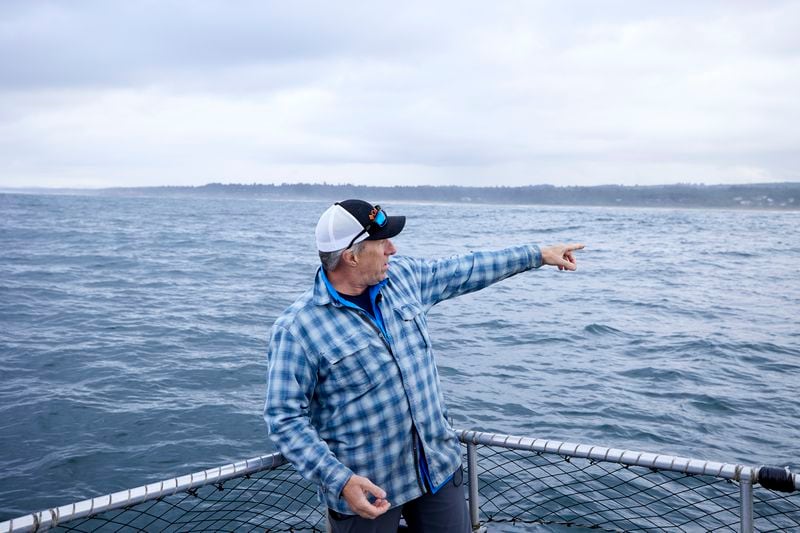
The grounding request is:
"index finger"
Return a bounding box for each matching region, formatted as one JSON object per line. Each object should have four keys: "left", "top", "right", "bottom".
{"left": 564, "top": 243, "right": 585, "bottom": 252}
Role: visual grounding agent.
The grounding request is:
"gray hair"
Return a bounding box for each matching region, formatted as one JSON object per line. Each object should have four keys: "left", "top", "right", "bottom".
{"left": 319, "top": 240, "right": 366, "bottom": 272}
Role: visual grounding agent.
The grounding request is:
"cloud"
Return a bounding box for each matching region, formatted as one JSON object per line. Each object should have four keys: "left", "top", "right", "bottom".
{"left": 0, "top": 1, "right": 441, "bottom": 90}
{"left": 1, "top": 1, "right": 799, "bottom": 188}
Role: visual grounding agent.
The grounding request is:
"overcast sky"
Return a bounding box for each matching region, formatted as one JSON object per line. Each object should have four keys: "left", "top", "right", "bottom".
{"left": 1, "top": 1, "right": 799, "bottom": 189}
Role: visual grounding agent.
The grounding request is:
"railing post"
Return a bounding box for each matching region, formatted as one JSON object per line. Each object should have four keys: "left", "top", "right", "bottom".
{"left": 467, "top": 441, "right": 480, "bottom": 531}
{"left": 739, "top": 467, "right": 754, "bottom": 533}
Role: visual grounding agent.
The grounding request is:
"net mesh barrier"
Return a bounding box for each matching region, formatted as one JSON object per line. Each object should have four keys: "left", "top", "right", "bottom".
{"left": 53, "top": 464, "right": 326, "bottom": 532}
{"left": 468, "top": 445, "right": 800, "bottom": 532}
{"left": 3, "top": 434, "right": 796, "bottom": 532}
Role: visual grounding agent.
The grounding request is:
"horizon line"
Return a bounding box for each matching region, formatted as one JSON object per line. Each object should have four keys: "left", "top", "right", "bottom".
{"left": 3, "top": 180, "right": 800, "bottom": 191}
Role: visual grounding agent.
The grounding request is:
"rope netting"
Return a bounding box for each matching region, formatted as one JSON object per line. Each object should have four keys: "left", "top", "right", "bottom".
{"left": 52, "top": 463, "right": 326, "bottom": 532}
{"left": 2, "top": 431, "right": 797, "bottom": 532}
{"left": 469, "top": 444, "right": 800, "bottom": 532}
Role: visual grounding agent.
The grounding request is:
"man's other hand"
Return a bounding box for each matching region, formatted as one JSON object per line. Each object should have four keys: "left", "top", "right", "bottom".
{"left": 341, "top": 474, "right": 391, "bottom": 519}
{"left": 541, "top": 243, "right": 585, "bottom": 271}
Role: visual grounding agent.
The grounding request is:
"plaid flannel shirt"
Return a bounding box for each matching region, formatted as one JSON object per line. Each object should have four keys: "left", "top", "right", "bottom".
{"left": 264, "top": 245, "right": 542, "bottom": 514}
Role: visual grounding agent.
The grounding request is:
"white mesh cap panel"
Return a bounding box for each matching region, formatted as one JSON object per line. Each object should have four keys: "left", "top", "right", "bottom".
{"left": 315, "top": 204, "right": 368, "bottom": 252}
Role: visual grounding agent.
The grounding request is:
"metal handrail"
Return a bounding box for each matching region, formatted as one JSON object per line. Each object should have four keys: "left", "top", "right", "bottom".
{"left": 0, "top": 453, "right": 287, "bottom": 533}
{"left": 458, "top": 429, "right": 798, "bottom": 533}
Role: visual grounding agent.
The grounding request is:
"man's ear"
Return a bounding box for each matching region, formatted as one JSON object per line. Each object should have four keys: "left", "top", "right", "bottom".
{"left": 343, "top": 249, "right": 358, "bottom": 266}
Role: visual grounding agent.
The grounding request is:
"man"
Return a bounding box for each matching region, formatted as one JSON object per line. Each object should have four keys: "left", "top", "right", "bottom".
{"left": 264, "top": 199, "right": 583, "bottom": 532}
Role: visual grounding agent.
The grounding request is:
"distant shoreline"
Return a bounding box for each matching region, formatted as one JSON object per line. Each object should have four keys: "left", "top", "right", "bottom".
{"left": 2, "top": 182, "right": 799, "bottom": 210}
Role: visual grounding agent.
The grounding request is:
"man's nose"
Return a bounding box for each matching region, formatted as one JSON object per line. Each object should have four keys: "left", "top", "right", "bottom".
{"left": 386, "top": 239, "right": 397, "bottom": 255}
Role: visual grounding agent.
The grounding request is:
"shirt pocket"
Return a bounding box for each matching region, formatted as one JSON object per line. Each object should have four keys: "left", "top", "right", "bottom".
{"left": 319, "top": 333, "right": 382, "bottom": 394}
{"left": 393, "top": 302, "right": 433, "bottom": 354}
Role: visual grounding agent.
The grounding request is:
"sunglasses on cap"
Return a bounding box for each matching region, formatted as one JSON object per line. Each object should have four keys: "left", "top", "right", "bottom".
{"left": 346, "top": 204, "right": 387, "bottom": 250}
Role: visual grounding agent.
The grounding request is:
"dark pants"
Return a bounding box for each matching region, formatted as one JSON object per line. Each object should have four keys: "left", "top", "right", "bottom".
{"left": 328, "top": 468, "right": 471, "bottom": 533}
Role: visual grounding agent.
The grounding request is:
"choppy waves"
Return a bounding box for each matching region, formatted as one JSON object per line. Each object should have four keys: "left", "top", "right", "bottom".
{"left": 1, "top": 193, "right": 799, "bottom": 519}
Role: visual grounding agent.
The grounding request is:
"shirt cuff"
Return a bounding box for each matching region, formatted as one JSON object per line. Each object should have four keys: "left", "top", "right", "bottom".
{"left": 322, "top": 462, "right": 355, "bottom": 500}
{"left": 530, "top": 244, "right": 543, "bottom": 269}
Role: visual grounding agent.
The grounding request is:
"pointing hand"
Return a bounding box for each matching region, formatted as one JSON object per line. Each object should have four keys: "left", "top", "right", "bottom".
{"left": 541, "top": 243, "right": 585, "bottom": 271}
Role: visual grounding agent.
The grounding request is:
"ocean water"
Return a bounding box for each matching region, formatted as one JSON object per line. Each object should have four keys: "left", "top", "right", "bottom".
{"left": 0, "top": 192, "right": 798, "bottom": 521}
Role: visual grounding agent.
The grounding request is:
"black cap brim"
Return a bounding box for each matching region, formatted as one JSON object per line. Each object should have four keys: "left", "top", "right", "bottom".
{"left": 367, "top": 215, "right": 405, "bottom": 241}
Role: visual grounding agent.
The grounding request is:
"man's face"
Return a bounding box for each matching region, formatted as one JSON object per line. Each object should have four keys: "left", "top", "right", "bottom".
{"left": 355, "top": 239, "right": 397, "bottom": 286}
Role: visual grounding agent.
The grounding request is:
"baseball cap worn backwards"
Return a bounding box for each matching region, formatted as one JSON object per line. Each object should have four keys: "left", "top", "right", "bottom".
{"left": 315, "top": 200, "right": 406, "bottom": 252}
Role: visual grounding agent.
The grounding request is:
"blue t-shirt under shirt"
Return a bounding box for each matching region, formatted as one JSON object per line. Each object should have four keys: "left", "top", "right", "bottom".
{"left": 339, "top": 289, "right": 375, "bottom": 320}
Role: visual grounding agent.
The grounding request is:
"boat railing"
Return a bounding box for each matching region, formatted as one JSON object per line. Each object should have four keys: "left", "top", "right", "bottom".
{"left": 1, "top": 429, "right": 797, "bottom": 532}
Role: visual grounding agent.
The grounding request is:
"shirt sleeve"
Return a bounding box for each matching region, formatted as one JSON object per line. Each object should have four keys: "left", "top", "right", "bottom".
{"left": 410, "top": 244, "right": 542, "bottom": 309}
{"left": 263, "top": 325, "right": 354, "bottom": 499}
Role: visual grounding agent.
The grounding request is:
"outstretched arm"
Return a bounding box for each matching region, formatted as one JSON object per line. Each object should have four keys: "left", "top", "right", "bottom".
{"left": 403, "top": 243, "right": 584, "bottom": 309}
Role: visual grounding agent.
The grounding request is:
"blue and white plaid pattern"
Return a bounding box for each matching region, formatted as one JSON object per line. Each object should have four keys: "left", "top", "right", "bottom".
{"left": 264, "top": 245, "right": 542, "bottom": 514}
